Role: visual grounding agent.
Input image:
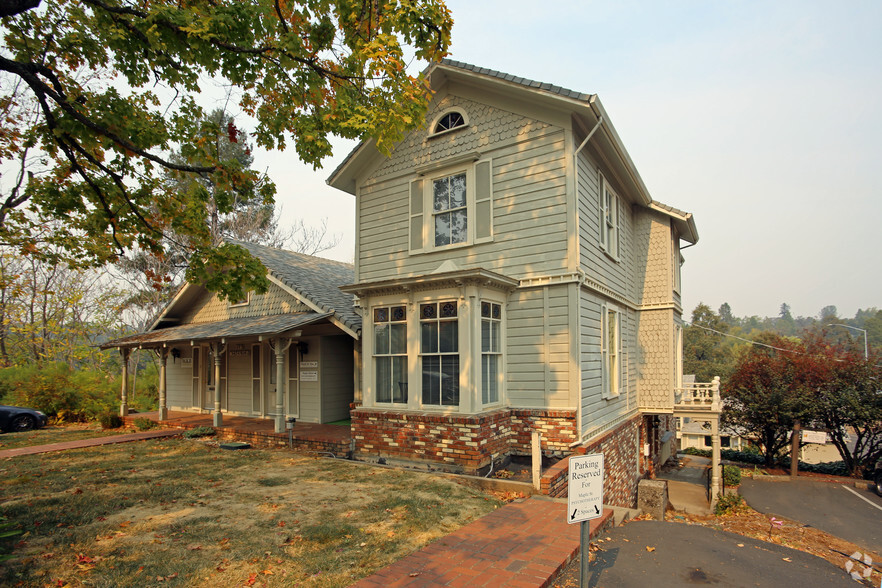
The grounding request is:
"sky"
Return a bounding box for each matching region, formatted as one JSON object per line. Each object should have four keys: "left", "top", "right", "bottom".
{"left": 252, "top": 0, "right": 882, "bottom": 321}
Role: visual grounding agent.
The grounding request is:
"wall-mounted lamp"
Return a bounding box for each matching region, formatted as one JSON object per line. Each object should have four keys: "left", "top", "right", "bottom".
{"left": 170, "top": 347, "right": 181, "bottom": 363}
{"left": 297, "top": 341, "right": 309, "bottom": 359}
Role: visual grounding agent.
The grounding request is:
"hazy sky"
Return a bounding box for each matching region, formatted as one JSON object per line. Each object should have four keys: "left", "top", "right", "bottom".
{"left": 255, "top": 0, "right": 882, "bottom": 321}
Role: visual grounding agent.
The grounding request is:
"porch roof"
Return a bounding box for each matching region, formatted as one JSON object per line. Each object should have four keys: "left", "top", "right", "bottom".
{"left": 102, "top": 312, "right": 332, "bottom": 349}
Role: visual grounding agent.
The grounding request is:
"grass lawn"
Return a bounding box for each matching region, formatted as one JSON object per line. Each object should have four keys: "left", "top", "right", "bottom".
{"left": 0, "top": 438, "right": 502, "bottom": 587}
{"left": 0, "top": 424, "right": 134, "bottom": 451}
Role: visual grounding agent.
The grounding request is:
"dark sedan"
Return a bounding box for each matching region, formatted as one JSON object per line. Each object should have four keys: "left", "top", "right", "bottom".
{"left": 0, "top": 405, "right": 48, "bottom": 433}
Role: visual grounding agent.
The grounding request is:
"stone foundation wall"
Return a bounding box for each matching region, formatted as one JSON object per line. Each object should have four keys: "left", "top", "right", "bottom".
{"left": 351, "top": 408, "right": 577, "bottom": 474}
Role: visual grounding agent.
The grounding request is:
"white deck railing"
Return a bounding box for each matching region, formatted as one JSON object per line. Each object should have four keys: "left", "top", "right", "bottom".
{"left": 674, "top": 376, "right": 721, "bottom": 413}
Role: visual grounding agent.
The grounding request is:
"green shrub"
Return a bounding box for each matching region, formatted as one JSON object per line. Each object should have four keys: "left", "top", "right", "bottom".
{"left": 714, "top": 493, "right": 747, "bottom": 515}
{"left": 0, "top": 363, "right": 158, "bottom": 421}
{"left": 99, "top": 413, "right": 123, "bottom": 429}
{"left": 723, "top": 465, "right": 742, "bottom": 487}
{"left": 183, "top": 426, "right": 216, "bottom": 439}
{"left": 133, "top": 417, "right": 157, "bottom": 431}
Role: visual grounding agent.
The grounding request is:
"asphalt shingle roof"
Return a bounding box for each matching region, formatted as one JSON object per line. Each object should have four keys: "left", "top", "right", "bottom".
{"left": 232, "top": 241, "right": 361, "bottom": 334}
{"left": 439, "top": 59, "right": 595, "bottom": 103}
{"left": 103, "top": 312, "right": 331, "bottom": 348}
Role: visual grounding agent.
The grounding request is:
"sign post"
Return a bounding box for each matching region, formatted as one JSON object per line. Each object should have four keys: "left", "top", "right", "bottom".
{"left": 567, "top": 454, "right": 604, "bottom": 587}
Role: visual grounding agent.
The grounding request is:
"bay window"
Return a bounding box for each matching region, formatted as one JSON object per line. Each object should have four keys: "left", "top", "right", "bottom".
{"left": 481, "top": 302, "right": 501, "bottom": 405}
{"left": 374, "top": 305, "right": 408, "bottom": 404}
{"left": 420, "top": 301, "right": 460, "bottom": 406}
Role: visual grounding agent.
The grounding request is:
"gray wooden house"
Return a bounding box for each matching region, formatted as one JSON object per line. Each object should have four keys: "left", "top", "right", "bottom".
{"left": 327, "top": 60, "right": 713, "bottom": 507}
{"left": 104, "top": 242, "right": 359, "bottom": 433}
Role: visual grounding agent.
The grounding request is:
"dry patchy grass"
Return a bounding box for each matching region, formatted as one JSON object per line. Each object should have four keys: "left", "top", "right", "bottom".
{"left": 0, "top": 438, "right": 501, "bottom": 587}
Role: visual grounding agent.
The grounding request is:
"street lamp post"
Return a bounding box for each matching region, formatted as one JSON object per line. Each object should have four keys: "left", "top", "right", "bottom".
{"left": 830, "top": 324, "right": 868, "bottom": 360}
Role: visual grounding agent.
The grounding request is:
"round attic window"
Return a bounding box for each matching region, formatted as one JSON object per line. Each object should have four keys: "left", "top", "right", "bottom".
{"left": 432, "top": 110, "right": 467, "bottom": 135}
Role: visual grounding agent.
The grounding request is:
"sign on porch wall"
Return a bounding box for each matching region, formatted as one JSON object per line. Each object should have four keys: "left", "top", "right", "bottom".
{"left": 300, "top": 371, "right": 318, "bottom": 382}
{"left": 229, "top": 350, "right": 250, "bottom": 357}
{"left": 301, "top": 361, "right": 318, "bottom": 368}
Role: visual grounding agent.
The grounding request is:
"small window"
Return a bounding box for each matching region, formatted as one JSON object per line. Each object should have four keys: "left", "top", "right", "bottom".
{"left": 432, "top": 110, "right": 467, "bottom": 135}
{"left": 599, "top": 177, "right": 620, "bottom": 259}
{"left": 601, "top": 303, "right": 622, "bottom": 399}
{"left": 229, "top": 292, "right": 251, "bottom": 308}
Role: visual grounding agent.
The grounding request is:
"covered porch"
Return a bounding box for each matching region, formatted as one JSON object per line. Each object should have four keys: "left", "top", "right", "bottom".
{"left": 125, "top": 410, "right": 353, "bottom": 456}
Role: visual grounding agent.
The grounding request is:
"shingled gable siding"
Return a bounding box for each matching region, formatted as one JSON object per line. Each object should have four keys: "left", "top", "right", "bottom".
{"left": 350, "top": 408, "right": 577, "bottom": 474}
{"left": 179, "top": 282, "right": 311, "bottom": 324}
{"left": 357, "top": 96, "right": 569, "bottom": 283}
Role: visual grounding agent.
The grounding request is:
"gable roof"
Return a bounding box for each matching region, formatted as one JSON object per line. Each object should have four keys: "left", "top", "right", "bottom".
{"left": 327, "top": 59, "right": 698, "bottom": 244}
{"left": 231, "top": 241, "right": 361, "bottom": 335}
{"left": 105, "top": 243, "right": 360, "bottom": 349}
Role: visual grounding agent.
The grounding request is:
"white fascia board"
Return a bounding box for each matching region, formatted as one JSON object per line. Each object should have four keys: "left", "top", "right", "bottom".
{"left": 265, "top": 273, "right": 359, "bottom": 340}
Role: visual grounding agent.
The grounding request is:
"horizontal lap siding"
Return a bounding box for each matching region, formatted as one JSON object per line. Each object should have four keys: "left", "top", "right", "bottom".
{"left": 357, "top": 95, "right": 569, "bottom": 282}
{"left": 576, "top": 149, "right": 636, "bottom": 302}
{"left": 319, "top": 336, "right": 354, "bottom": 423}
{"left": 506, "top": 285, "right": 572, "bottom": 409}
{"left": 579, "top": 288, "right": 638, "bottom": 437}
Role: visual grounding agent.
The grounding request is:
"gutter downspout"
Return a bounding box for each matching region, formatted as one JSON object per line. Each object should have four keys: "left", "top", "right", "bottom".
{"left": 574, "top": 115, "right": 603, "bottom": 161}
{"left": 571, "top": 114, "right": 603, "bottom": 447}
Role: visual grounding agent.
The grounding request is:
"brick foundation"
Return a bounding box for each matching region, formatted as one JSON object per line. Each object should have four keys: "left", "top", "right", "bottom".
{"left": 351, "top": 407, "right": 577, "bottom": 474}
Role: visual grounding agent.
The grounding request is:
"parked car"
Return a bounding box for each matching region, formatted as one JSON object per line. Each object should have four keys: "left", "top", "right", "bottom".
{"left": 0, "top": 405, "right": 48, "bottom": 433}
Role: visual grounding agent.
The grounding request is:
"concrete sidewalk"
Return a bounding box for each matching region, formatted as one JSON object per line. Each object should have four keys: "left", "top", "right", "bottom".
{"left": 353, "top": 497, "right": 614, "bottom": 587}
{"left": 0, "top": 429, "right": 180, "bottom": 458}
{"left": 657, "top": 454, "right": 711, "bottom": 515}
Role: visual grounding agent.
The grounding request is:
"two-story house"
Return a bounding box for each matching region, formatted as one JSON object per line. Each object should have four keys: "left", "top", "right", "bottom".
{"left": 328, "top": 60, "right": 702, "bottom": 506}
{"left": 106, "top": 60, "right": 713, "bottom": 508}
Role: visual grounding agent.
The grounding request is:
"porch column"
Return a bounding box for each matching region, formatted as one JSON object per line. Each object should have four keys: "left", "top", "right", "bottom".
{"left": 710, "top": 416, "right": 722, "bottom": 505}
{"left": 274, "top": 338, "right": 291, "bottom": 433}
{"left": 213, "top": 344, "right": 225, "bottom": 427}
{"left": 120, "top": 348, "right": 130, "bottom": 416}
{"left": 158, "top": 349, "right": 168, "bottom": 421}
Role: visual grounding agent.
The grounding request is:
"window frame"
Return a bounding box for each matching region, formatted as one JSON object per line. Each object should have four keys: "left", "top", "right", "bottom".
{"left": 428, "top": 108, "right": 470, "bottom": 138}
{"left": 419, "top": 300, "right": 460, "bottom": 408}
{"left": 228, "top": 292, "right": 251, "bottom": 308}
{"left": 599, "top": 176, "right": 621, "bottom": 261}
{"left": 481, "top": 301, "right": 503, "bottom": 407}
{"left": 409, "top": 159, "right": 493, "bottom": 254}
{"left": 372, "top": 305, "right": 409, "bottom": 406}
{"left": 601, "top": 302, "right": 622, "bottom": 399}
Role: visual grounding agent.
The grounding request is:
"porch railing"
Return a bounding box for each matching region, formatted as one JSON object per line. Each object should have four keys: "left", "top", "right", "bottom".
{"left": 674, "top": 376, "right": 721, "bottom": 413}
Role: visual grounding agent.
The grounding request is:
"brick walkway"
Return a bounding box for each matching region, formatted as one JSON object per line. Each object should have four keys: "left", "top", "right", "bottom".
{"left": 352, "top": 497, "right": 613, "bottom": 588}
{"left": 0, "top": 429, "right": 180, "bottom": 458}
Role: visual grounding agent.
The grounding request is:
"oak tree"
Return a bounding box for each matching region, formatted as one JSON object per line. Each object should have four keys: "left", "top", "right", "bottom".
{"left": 0, "top": 0, "right": 451, "bottom": 300}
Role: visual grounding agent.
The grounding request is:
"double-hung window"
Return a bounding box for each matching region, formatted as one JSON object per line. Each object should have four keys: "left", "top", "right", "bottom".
{"left": 481, "top": 302, "right": 502, "bottom": 405}
{"left": 420, "top": 301, "right": 459, "bottom": 406}
{"left": 409, "top": 160, "right": 493, "bottom": 253}
{"left": 374, "top": 306, "right": 408, "bottom": 404}
{"left": 601, "top": 303, "right": 622, "bottom": 399}
{"left": 600, "top": 178, "right": 620, "bottom": 259}
{"left": 433, "top": 173, "right": 468, "bottom": 247}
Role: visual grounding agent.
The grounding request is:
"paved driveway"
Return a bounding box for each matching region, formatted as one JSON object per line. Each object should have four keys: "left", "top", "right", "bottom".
{"left": 740, "top": 478, "right": 882, "bottom": 556}
{"left": 580, "top": 520, "right": 853, "bottom": 587}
